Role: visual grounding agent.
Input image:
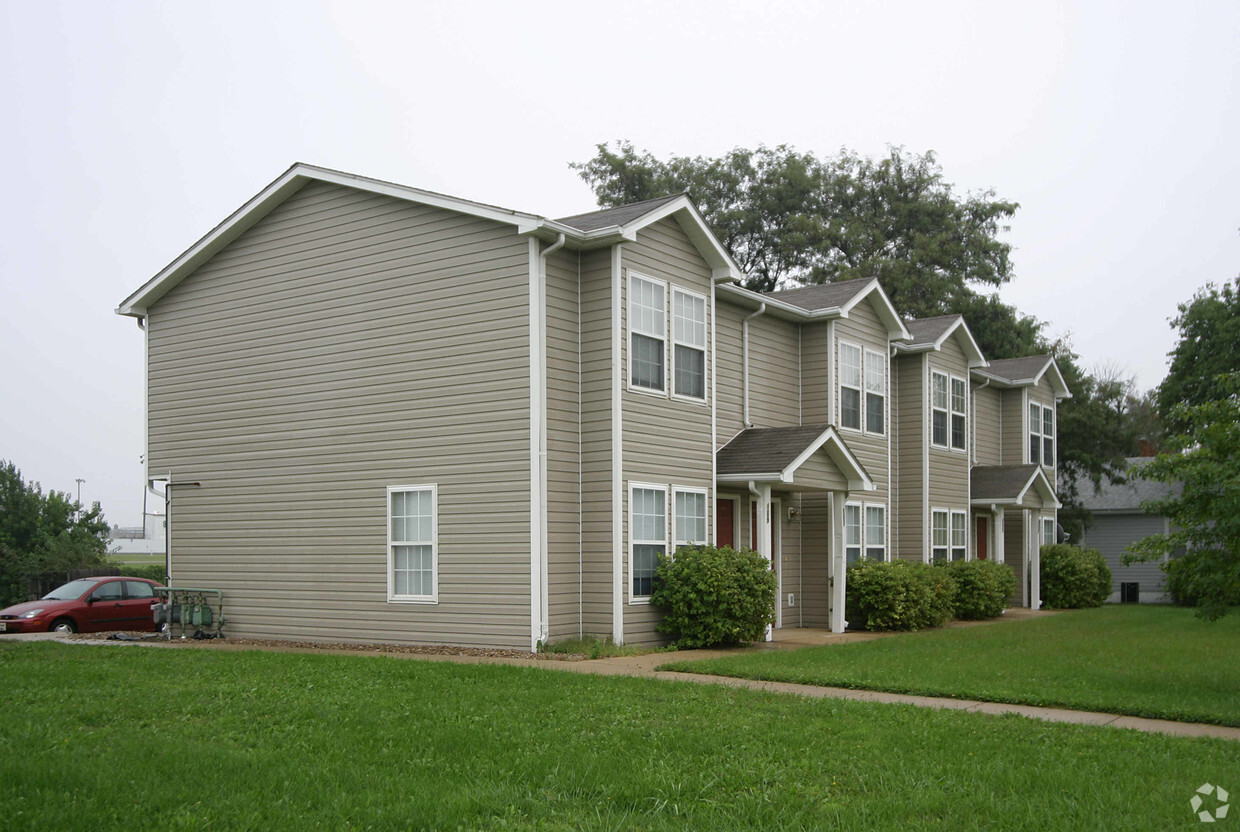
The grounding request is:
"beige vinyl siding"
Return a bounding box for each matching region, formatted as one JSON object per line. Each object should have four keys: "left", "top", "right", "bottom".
{"left": 746, "top": 315, "right": 800, "bottom": 428}
{"left": 926, "top": 340, "right": 971, "bottom": 521}
{"left": 578, "top": 247, "right": 615, "bottom": 636}
{"left": 798, "top": 492, "right": 831, "bottom": 626}
{"left": 801, "top": 323, "right": 830, "bottom": 424}
{"left": 973, "top": 384, "right": 1002, "bottom": 466}
{"left": 1031, "top": 377, "right": 1058, "bottom": 479}
{"left": 1000, "top": 388, "right": 1025, "bottom": 465}
{"left": 544, "top": 248, "right": 581, "bottom": 640}
{"left": 147, "top": 180, "right": 532, "bottom": 648}
{"left": 620, "top": 218, "right": 715, "bottom": 644}
{"left": 892, "top": 354, "right": 924, "bottom": 560}
{"left": 714, "top": 301, "right": 747, "bottom": 445}
{"left": 1004, "top": 510, "right": 1034, "bottom": 606}
{"left": 833, "top": 299, "right": 889, "bottom": 500}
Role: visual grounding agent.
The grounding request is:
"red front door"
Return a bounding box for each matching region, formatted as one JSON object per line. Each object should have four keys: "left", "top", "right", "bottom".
{"left": 976, "top": 516, "right": 989, "bottom": 560}
{"left": 717, "top": 499, "right": 734, "bottom": 549}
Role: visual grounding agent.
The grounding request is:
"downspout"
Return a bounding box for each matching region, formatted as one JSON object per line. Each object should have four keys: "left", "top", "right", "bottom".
{"left": 531, "top": 233, "right": 565, "bottom": 650}
{"left": 742, "top": 304, "right": 767, "bottom": 428}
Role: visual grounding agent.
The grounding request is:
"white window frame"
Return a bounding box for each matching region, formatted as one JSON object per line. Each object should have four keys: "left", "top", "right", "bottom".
{"left": 931, "top": 508, "right": 950, "bottom": 562}
{"left": 864, "top": 503, "right": 887, "bottom": 562}
{"left": 839, "top": 341, "right": 863, "bottom": 431}
{"left": 950, "top": 376, "right": 968, "bottom": 452}
{"left": 1042, "top": 404, "right": 1055, "bottom": 467}
{"left": 387, "top": 484, "right": 438, "bottom": 604}
{"left": 951, "top": 510, "right": 968, "bottom": 561}
{"left": 672, "top": 486, "right": 709, "bottom": 548}
{"left": 1041, "top": 517, "right": 1056, "bottom": 546}
{"left": 627, "top": 272, "right": 666, "bottom": 395}
{"left": 845, "top": 500, "right": 888, "bottom": 564}
{"left": 930, "top": 371, "right": 949, "bottom": 448}
{"left": 629, "top": 482, "right": 668, "bottom": 604}
{"left": 1029, "top": 401, "right": 1055, "bottom": 467}
{"left": 671, "top": 288, "right": 708, "bottom": 403}
{"left": 864, "top": 348, "right": 886, "bottom": 436}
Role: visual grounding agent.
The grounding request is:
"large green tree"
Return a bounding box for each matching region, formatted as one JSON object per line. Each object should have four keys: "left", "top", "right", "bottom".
{"left": 572, "top": 142, "right": 1018, "bottom": 303}
{"left": 1155, "top": 278, "right": 1240, "bottom": 432}
{"left": 0, "top": 460, "right": 110, "bottom": 606}
{"left": 1127, "top": 374, "right": 1240, "bottom": 620}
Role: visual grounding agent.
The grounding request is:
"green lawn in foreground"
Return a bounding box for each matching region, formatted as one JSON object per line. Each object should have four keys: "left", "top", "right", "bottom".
{"left": 661, "top": 605, "right": 1240, "bottom": 726}
{"left": 1, "top": 642, "right": 1237, "bottom": 830}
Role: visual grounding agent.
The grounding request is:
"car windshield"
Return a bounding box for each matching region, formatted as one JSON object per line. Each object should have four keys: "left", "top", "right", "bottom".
{"left": 42, "top": 579, "right": 100, "bottom": 601}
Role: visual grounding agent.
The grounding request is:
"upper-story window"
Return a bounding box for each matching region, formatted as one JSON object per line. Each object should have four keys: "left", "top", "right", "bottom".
{"left": 629, "top": 274, "right": 666, "bottom": 392}
{"left": 950, "top": 378, "right": 967, "bottom": 451}
{"left": 865, "top": 349, "right": 886, "bottom": 435}
{"left": 840, "top": 343, "right": 862, "bottom": 430}
{"left": 931, "top": 372, "right": 949, "bottom": 447}
{"left": 1030, "top": 402, "right": 1054, "bottom": 466}
{"left": 672, "top": 289, "right": 707, "bottom": 400}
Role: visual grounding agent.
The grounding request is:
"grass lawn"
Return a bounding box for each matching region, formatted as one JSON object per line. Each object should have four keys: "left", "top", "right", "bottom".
{"left": 661, "top": 605, "right": 1240, "bottom": 726}
{"left": 1, "top": 642, "right": 1238, "bottom": 830}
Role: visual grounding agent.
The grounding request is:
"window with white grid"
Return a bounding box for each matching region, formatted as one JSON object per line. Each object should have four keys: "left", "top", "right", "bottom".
{"left": 388, "top": 485, "right": 436, "bottom": 602}
{"left": 629, "top": 274, "right": 666, "bottom": 392}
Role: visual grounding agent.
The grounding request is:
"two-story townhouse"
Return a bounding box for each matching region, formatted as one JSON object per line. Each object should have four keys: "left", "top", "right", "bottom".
{"left": 116, "top": 163, "right": 1067, "bottom": 650}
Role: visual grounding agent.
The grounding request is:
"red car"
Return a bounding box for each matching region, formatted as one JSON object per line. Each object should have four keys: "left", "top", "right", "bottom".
{"left": 0, "top": 577, "right": 163, "bottom": 634}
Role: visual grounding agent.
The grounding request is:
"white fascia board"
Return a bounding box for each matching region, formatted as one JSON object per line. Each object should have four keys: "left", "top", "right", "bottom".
{"left": 935, "top": 318, "right": 988, "bottom": 368}
{"left": 718, "top": 473, "right": 783, "bottom": 483}
{"left": 780, "top": 427, "right": 874, "bottom": 492}
{"left": 116, "top": 162, "right": 552, "bottom": 317}
{"left": 619, "top": 196, "right": 744, "bottom": 282}
{"left": 838, "top": 279, "right": 911, "bottom": 341}
{"left": 716, "top": 283, "right": 844, "bottom": 321}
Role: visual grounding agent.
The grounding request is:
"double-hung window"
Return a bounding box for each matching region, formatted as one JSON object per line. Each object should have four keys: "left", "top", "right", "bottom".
{"left": 629, "top": 275, "right": 666, "bottom": 392}
{"left": 844, "top": 503, "right": 863, "bottom": 565}
{"left": 931, "top": 509, "right": 949, "bottom": 562}
{"left": 865, "top": 505, "right": 886, "bottom": 561}
{"left": 840, "top": 343, "right": 862, "bottom": 430}
{"left": 1030, "top": 402, "right": 1054, "bottom": 466}
{"left": 950, "top": 511, "right": 968, "bottom": 561}
{"left": 388, "top": 485, "right": 437, "bottom": 602}
{"left": 931, "top": 372, "right": 949, "bottom": 447}
{"left": 673, "top": 488, "right": 708, "bottom": 547}
{"left": 1041, "top": 517, "right": 1056, "bottom": 546}
{"left": 630, "top": 485, "right": 667, "bottom": 600}
{"left": 865, "top": 349, "right": 886, "bottom": 434}
{"left": 672, "top": 289, "right": 707, "bottom": 400}
{"left": 950, "top": 378, "right": 967, "bottom": 450}
{"left": 844, "top": 502, "right": 886, "bottom": 564}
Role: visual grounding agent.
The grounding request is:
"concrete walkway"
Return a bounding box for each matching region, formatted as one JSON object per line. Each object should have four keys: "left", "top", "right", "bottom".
{"left": 8, "top": 626, "right": 1239, "bottom": 742}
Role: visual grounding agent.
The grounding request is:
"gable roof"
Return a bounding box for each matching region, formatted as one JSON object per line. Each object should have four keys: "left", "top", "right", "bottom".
{"left": 973, "top": 355, "right": 1072, "bottom": 399}
{"left": 720, "top": 278, "right": 911, "bottom": 339}
{"left": 971, "top": 464, "right": 1061, "bottom": 508}
{"left": 1071, "top": 457, "right": 1181, "bottom": 512}
{"left": 116, "top": 164, "right": 743, "bottom": 317}
{"left": 893, "top": 314, "right": 988, "bottom": 367}
{"left": 716, "top": 425, "right": 873, "bottom": 492}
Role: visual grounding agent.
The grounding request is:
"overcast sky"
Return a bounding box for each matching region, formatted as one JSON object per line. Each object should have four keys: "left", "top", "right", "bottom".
{"left": 2, "top": 0, "right": 1237, "bottom": 527}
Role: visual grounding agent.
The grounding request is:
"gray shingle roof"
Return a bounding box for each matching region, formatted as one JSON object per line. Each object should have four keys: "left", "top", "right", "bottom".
{"left": 716, "top": 425, "right": 833, "bottom": 476}
{"left": 1072, "top": 458, "right": 1181, "bottom": 511}
{"left": 765, "top": 278, "right": 874, "bottom": 311}
{"left": 899, "top": 315, "right": 962, "bottom": 347}
{"left": 971, "top": 465, "right": 1046, "bottom": 502}
{"left": 555, "top": 194, "right": 685, "bottom": 232}
{"left": 983, "top": 355, "right": 1053, "bottom": 383}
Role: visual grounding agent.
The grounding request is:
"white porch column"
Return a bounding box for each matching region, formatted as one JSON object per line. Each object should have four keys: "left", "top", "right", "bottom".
{"left": 993, "top": 506, "right": 1005, "bottom": 564}
{"left": 1029, "top": 512, "right": 1042, "bottom": 609}
{"left": 756, "top": 483, "right": 773, "bottom": 641}
{"left": 829, "top": 492, "right": 847, "bottom": 633}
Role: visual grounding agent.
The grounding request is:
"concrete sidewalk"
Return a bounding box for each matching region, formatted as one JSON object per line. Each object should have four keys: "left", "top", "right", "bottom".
{"left": 9, "top": 628, "right": 1239, "bottom": 742}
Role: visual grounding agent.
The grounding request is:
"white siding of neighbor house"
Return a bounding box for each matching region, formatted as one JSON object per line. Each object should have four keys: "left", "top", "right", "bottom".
{"left": 146, "top": 180, "right": 533, "bottom": 648}
{"left": 619, "top": 218, "right": 716, "bottom": 644}
{"left": 1080, "top": 514, "right": 1170, "bottom": 601}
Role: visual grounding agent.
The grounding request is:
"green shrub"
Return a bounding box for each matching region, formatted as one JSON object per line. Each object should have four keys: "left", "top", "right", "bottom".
{"left": 846, "top": 559, "right": 957, "bottom": 631}
{"left": 1040, "top": 544, "right": 1112, "bottom": 608}
{"left": 940, "top": 559, "right": 1017, "bottom": 619}
{"left": 105, "top": 563, "right": 168, "bottom": 584}
{"left": 651, "top": 545, "right": 776, "bottom": 648}
{"left": 1162, "top": 549, "right": 1240, "bottom": 610}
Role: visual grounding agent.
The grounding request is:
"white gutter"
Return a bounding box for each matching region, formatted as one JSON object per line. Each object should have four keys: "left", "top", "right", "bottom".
{"left": 742, "top": 303, "right": 767, "bottom": 428}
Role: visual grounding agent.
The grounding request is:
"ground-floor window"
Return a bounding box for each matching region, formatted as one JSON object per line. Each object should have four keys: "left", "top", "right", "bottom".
{"left": 951, "top": 510, "right": 968, "bottom": 561}
{"left": 845, "top": 502, "right": 886, "bottom": 565}
{"left": 630, "top": 484, "right": 668, "bottom": 601}
{"left": 674, "top": 488, "right": 708, "bottom": 548}
{"left": 1041, "top": 517, "right": 1056, "bottom": 546}
{"left": 388, "top": 485, "right": 437, "bottom": 602}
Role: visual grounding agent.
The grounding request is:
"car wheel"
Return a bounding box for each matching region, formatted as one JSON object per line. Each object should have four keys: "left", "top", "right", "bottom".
{"left": 50, "top": 618, "right": 77, "bottom": 634}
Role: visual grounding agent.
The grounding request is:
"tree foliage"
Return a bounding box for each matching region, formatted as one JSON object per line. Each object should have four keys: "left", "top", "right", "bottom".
{"left": 1127, "top": 373, "right": 1240, "bottom": 620}
{"left": 0, "top": 460, "right": 110, "bottom": 606}
{"left": 1156, "top": 278, "right": 1240, "bottom": 433}
{"left": 572, "top": 141, "right": 1018, "bottom": 302}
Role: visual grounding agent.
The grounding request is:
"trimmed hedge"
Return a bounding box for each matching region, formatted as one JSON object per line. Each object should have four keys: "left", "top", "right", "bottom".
{"left": 846, "top": 559, "right": 957, "bottom": 631}
{"left": 1040, "top": 544, "right": 1112, "bottom": 608}
{"left": 939, "top": 559, "right": 1017, "bottom": 619}
{"left": 106, "top": 563, "right": 168, "bottom": 584}
{"left": 651, "top": 545, "right": 777, "bottom": 648}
